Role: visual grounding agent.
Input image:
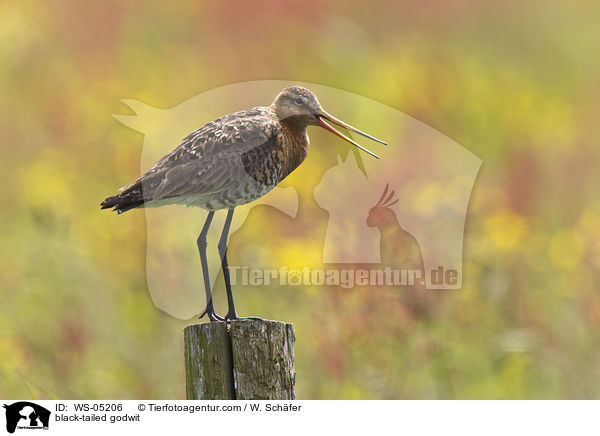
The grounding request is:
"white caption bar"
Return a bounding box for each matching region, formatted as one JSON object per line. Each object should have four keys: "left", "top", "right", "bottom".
{"left": 0, "top": 400, "right": 595, "bottom": 436}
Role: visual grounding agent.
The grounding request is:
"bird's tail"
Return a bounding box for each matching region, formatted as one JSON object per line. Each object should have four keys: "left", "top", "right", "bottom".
{"left": 100, "top": 185, "right": 145, "bottom": 214}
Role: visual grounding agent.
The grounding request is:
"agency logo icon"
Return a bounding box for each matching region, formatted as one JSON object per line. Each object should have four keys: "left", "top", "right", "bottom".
{"left": 3, "top": 402, "right": 50, "bottom": 434}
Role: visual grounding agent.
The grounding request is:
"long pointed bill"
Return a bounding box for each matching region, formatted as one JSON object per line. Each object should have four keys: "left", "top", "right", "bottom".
{"left": 315, "top": 113, "right": 383, "bottom": 159}
{"left": 321, "top": 110, "right": 387, "bottom": 145}
{"left": 316, "top": 117, "right": 380, "bottom": 159}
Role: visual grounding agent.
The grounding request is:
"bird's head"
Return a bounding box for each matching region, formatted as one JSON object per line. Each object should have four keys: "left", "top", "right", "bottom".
{"left": 271, "top": 86, "right": 386, "bottom": 159}
{"left": 271, "top": 86, "right": 322, "bottom": 122}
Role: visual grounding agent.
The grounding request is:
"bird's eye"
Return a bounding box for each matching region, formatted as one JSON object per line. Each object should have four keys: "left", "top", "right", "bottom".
{"left": 294, "top": 97, "right": 304, "bottom": 105}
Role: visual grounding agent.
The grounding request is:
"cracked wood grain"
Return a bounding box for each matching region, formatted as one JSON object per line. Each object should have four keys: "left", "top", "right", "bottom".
{"left": 184, "top": 319, "right": 295, "bottom": 400}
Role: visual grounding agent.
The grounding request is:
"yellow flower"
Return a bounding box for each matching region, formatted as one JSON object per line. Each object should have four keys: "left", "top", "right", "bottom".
{"left": 485, "top": 210, "right": 527, "bottom": 250}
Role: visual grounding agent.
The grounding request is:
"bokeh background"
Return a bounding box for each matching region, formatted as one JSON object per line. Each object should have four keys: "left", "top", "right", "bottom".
{"left": 1, "top": 0, "right": 600, "bottom": 399}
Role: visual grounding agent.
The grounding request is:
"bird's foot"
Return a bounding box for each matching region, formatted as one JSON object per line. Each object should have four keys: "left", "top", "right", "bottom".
{"left": 225, "top": 313, "right": 264, "bottom": 323}
{"left": 199, "top": 307, "right": 226, "bottom": 322}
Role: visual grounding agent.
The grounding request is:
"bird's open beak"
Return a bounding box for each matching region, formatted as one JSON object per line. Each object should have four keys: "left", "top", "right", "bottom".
{"left": 315, "top": 110, "right": 387, "bottom": 159}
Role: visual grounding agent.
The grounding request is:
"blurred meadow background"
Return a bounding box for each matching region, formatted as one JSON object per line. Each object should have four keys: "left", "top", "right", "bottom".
{"left": 1, "top": 0, "right": 600, "bottom": 399}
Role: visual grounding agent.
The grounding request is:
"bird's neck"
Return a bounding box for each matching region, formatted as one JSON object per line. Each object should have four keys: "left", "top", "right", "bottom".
{"left": 280, "top": 118, "right": 310, "bottom": 177}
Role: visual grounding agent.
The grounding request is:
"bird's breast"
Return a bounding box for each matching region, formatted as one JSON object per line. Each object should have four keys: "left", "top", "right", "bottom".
{"left": 239, "top": 123, "right": 309, "bottom": 188}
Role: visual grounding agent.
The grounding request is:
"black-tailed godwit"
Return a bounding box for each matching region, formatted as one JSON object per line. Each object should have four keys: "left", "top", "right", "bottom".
{"left": 101, "top": 86, "right": 386, "bottom": 321}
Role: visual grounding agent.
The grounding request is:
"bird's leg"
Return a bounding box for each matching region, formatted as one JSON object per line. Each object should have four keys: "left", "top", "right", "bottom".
{"left": 197, "top": 211, "right": 225, "bottom": 322}
{"left": 218, "top": 208, "right": 263, "bottom": 322}
{"left": 218, "top": 208, "right": 240, "bottom": 320}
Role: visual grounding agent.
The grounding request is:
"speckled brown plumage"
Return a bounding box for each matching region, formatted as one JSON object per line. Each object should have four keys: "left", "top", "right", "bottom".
{"left": 102, "top": 93, "right": 312, "bottom": 213}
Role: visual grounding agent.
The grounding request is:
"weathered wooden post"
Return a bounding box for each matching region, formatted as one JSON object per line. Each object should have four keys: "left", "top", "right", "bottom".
{"left": 184, "top": 319, "right": 295, "bottom": 400}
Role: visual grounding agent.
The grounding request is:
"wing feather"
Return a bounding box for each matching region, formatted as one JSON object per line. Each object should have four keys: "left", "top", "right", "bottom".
{"left": 102, "top": 107, "right": 281, "bottom": 212}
